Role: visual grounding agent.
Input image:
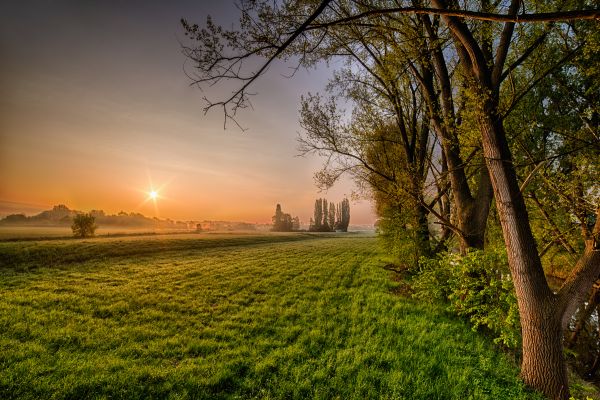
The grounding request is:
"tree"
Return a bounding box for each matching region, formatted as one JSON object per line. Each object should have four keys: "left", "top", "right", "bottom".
{"left": 338, "top": 198, "right": 350, "bottom": 232}
{"left": 299, "top": 80, "right": 439, "bottom": 256}
{"left": 182, "top": 2, "right": 599, "bottom": 397}
{"left": 71, "top": 213, "right": 97, "bottom": 238}
{"left": 313, "top": 198, "right": 322, "bottom": 231}
{"left": 272, "top": 204, "right": 297, "bottom": 231}
{"left": 309, "top": 198, "right": 348, "bottom": 232}
{"left": 291, "top": 3, "right": 491, "bottom": 253}
{"left": 426, "top": 4, "right": 599, "bottom": 397}
{"left": 272, "top": 204, "right": 284, "bottom": 231}
{"left": 322, "top": 198, "right": 330, "bottom": 231}
{"left": 328, "top": 202, "right": 336, "bottom": 230}
{"left": 310, "top": 198, "right": 325, "bottom": 231}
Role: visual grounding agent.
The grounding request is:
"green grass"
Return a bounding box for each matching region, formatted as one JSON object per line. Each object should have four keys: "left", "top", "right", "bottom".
{"left": 0, "top": 234, "right": 542, "bottom": 399}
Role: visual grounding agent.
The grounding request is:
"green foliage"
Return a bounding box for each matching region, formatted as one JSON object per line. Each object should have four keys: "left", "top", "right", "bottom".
{"left": 0, "top": 234, "right": 540, "bottom": 399}
{"left": 413, "top": 249, "right": 521, "bottom": 348}
{"left": 71, "top": 213, "right": 96, "bottom": 238}
{"left": 376, "top": 203, "right": 424, "bottom": 269}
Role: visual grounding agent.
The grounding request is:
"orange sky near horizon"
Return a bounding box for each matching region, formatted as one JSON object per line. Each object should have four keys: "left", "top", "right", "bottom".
{"left": 0, "top": 1, "right": 376, "bottom": 225}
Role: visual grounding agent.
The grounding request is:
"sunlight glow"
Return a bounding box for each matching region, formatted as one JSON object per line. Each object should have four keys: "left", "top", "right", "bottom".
{"left": 135, "top": 173, "right": 175, "bottom": 219}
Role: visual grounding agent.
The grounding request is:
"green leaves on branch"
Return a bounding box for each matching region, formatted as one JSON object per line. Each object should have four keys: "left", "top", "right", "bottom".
{"left": 412, "top": 249, "right": 521, "bottom": 348}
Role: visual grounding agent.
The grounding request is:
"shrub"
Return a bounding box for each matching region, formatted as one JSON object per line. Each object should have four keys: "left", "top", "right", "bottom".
{"left": 71, "top": 213, "right": 97, "bottom": 238}
{"left": 412, "top": 249, "right": 520, "bottom": 348}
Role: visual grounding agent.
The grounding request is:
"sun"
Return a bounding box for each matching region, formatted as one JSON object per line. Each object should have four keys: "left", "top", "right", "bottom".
{"left": 149, "top": 190, "right": 158, "bottom": 200}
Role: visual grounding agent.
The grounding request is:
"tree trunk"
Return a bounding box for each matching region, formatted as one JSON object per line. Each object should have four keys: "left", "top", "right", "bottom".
{"left": 432, "top": 123, "right": 491, "bottom": 252}
{"left": 430, "top": 2, "right": 600, "bottom": 397}
{"left": 415, "top": 202, "right": 432, "bottom": 258}
{"left": 477, "top": 102, "right": 571, "bottom": 399}
{"left": 520, "top": 301, "right": 570, "bottom": 399}
{"left": 458, "top": 166, "right": 493, "bottom": 252}
{"left": 413, "top": 46, "right": 492, "bottom": 253}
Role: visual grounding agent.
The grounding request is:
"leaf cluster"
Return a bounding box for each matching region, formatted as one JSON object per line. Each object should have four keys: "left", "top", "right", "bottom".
{"left": 412, "top": 248, "right": 521, "bottom": 348}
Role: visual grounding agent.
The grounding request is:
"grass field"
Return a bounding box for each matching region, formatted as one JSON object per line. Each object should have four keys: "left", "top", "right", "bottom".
{"left": 0, "top": 233, "right": 542, "bottom": 399}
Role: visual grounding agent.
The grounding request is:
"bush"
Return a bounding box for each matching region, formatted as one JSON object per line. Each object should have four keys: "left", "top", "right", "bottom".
{"left": 412, "top": 249, "right": 520, "bottom": 348}
{"left": 71, "top": 213, "right": 97, "bottom": 238}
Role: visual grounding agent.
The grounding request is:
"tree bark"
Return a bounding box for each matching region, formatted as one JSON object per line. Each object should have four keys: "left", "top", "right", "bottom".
{"left": 477, "top": 97, "right": 571, "bottom": 399}
{"left": 520, "top": 304, "right": 570, "bottom": 399}
{"left": 459, "top": 165, "right": 493, "bottom": 251}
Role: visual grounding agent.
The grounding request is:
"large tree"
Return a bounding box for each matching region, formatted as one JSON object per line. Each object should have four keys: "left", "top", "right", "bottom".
{"left": 425, "top": 3, "right": 599, "bottom": 397}
{"left": 181, "top": 2, "right": 599, "bottom": 398}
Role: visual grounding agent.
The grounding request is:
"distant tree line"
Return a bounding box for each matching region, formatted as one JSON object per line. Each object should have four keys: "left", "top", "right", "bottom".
{"left": 309, "top": 198, "right": 349, "bottom": 232}
{"left": 0, "top": 204, "right": 189, "bottom": 229}
{"left": 196, "top": 220, "right": 257, "bottom": 232}
{"left": 271, "top": 204, "right": 300, "bottom": 232}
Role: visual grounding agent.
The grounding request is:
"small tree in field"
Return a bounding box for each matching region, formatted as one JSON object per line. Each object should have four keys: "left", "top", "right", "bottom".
{"left": 72, "top": 213, "right": 97, "bottom": 238}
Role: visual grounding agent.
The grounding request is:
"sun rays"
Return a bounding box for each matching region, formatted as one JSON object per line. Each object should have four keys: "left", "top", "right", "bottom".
{"left": 135, "top": 172, "right": 174, "bottom": 218}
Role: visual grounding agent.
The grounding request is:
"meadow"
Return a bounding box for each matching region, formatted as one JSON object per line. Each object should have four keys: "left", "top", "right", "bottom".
{"left": 0, "top": 233, "right": 543, "bottom": 399}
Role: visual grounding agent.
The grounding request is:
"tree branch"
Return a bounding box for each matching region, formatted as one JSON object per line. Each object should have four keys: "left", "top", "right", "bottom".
{"left": 305, "top": 7, "right": 600, "bottom": 30}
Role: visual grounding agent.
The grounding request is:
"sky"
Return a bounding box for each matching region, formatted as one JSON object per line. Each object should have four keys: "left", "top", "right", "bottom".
{"left": 0, "top": 1, "right": 376, "bottom": 225}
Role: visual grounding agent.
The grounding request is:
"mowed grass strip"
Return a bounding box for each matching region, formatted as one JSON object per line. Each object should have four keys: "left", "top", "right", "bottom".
{"left": 0, "top": 235, "right": 541, "bottom": 399}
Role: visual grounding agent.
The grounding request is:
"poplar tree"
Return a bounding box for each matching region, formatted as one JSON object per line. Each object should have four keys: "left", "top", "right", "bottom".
{"left": 328, "top": 202, "right": 336, "bottom": 230}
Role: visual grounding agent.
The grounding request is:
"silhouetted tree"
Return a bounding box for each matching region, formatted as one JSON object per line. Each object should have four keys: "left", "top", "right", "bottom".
{"left": 310, "top": 198, "right": 349, "bottom": 232}
{"left": 312, "top": 199, "right": 322, "bottom": 231}
{"left": 272, "top": 204, "right": 297, "bottom": 232}
{"left": 71, "top": 213, "right": 97, "bottom": 238}
{"left": 328, "top": 203, "right": 336, "bottom": 230}
{"left": 272, "top": 204, "right": 284, "bottom": 231}
{"left": 0, "top": 214, "right": 27, "bottom": 224}
{"left": 322, "top": 199, "right": 329, "bottom": 231}
{"left": 338, "top": 199, "right": 350, "bottom": 232}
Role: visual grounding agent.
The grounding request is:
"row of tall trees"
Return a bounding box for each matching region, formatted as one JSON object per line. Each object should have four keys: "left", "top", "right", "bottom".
{"left": 182, "top": 3, "right": 599, "bottom": 398}
{"left": 309, "top": 198, "right": 350, "bottom": 232}
{"left": 272, "top": 204, "right": 300, "bottom": 232}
